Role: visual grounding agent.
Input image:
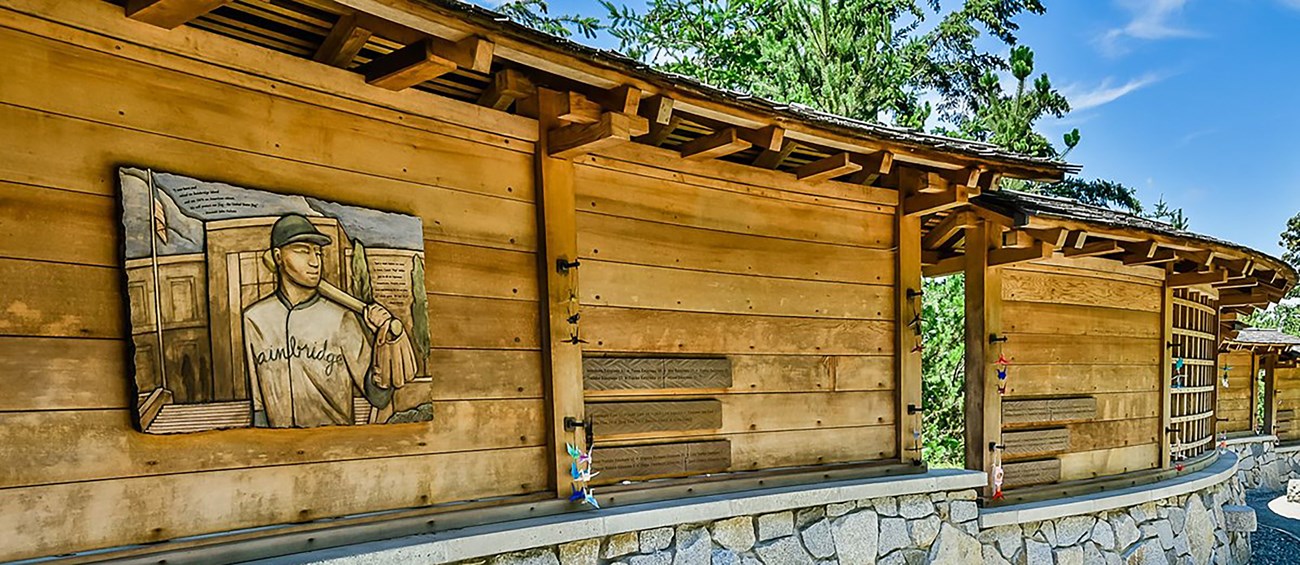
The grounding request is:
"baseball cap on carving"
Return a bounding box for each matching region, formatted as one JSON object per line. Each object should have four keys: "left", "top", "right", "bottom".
{"left": 270, "top": 213, "right": 332, "bottom": 248}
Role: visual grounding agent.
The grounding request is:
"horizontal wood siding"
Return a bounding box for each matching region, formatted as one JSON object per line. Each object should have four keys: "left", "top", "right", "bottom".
{"left": 1277, "top": 365, "right": 1300, "bottom": 442}
{"left": 1000, "top": 260, "right": 1164, "bottom": 486}
{"left": 0, "top": 3, "right": 546, "bottom": 560}
{"left": 576, "top": 143, "right": 899, "bottom": 476}
{"left": 1216, "top": 350, "right": 1256, "bottom": 434}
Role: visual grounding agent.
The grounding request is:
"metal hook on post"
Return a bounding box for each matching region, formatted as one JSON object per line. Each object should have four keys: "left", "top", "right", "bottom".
{"left": 989, "top": 334, "right": 1008, "bottom": 344}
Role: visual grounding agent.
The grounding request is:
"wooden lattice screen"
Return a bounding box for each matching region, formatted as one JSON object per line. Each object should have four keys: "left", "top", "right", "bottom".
{"left": 1169, "top": 289, "right": 1219, "bottom": 461}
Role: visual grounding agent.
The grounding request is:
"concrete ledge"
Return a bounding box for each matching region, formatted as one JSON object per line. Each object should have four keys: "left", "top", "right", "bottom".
{"left": 269, "top": 469, "right": 986, "bottom": 564}
{"left": 1276, "top": 443, "right": 1300, "bottom": 454}
{"left": 1224, "top": 434, "right": 1278, "bottom": 446}
{"left": 979, "top": 452, "right": 1238, "bottom": 529}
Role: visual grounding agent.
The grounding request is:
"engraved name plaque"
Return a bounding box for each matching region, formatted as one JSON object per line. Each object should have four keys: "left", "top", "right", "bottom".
{"left": 1003, "top": 428, "right": 1070, "bottom": 458}
{"left": 1003, "top": 397, "right": 1097, "bottom": 425}
{"left": 588, "top": 400, "right": 723, "bottom": 436}
{"left": 584, "top": 357, "right": 732, "bottom": 391}
{"left": 594, "top": 440, "right": 731, "bottom": 484}
{"left": 1002, "top": 459, "right": 1061, "bottom": 489}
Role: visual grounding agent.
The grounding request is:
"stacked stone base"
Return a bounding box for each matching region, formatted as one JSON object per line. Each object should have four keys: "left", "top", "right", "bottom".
{"left": 454, "top": 479, "right": 1249, "bottom": 565}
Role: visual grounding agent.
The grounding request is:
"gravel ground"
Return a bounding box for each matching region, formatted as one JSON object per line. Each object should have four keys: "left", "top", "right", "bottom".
{"left": 1248, "top": 490, "right": 1300, "bottom": 564}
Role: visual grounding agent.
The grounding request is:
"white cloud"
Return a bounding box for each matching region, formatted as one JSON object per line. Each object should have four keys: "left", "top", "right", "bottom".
{"left": 1281, "top": 0, "right": 1300, "bottom": 11}
{"left": 1060, "top": 73, "right": 1167, "bottom": 111}
{"left": 1098, "top": 0, "right": 1202, "bottom": 56}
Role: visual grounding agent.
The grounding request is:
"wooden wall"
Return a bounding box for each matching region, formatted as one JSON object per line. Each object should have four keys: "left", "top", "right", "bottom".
{"left": 573, "top": 143, "right": 900, "bottom": 475}
{"left": 1217, "top": 350, "right": 1256, "bottom": 435}
{"left": 998, "top": 256, "right": 1165, "bottom": 486}
{"left": 1277, "top": 361, "right": 1300, "bottom": 443}
{"left": 0, "top": 2, "right": 549, "bottom": 560}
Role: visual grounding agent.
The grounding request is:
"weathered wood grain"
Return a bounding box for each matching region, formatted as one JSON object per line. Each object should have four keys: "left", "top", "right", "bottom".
{"left": 576, "top": 212, "right": 895, "bottom": 285}
{"left": 581, "top": 260, "right": 893, "bottom": 319}
{"left": 1002, "top": 301, "right": 1160, "bottom": 338}
{"left": 1002, "top": 459, "right": 1061, "bottom": 489}
{"left": 1057, "top": 443, "right": 1160, "bottom": 482}
{"left": 583, "top": 307, "right": 894, "bottom": 355}
{"left": 594, "top": 440, "right": 731, "bottom": 483}
{"left": 1002, "top": 268, "right": 1162, "bottom": 312}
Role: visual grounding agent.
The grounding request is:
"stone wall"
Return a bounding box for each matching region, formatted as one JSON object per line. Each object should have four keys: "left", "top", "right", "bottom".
{"left": 451, "top": 489, "right": 985, "bottom": 565}
{"left": 1225, "top": 436, "right": 1288, "bottom": 491}
{"left": 978, "top": 477, "right": 1248, "bottom": 565}
{"left": 452, "top": 476, "right": 1250, "bottom": 565}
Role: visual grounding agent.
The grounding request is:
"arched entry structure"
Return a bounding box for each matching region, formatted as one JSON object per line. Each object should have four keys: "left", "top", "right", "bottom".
{"left": 1219, "top": 329, "right": 1300, "bottom": 440}
{"left": 920, "top": 190, "right": 1296, "bottom": 504}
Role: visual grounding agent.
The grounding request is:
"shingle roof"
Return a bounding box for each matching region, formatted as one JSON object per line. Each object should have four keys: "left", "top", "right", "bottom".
{"left": 972, "top": 189, "right": 1298, "bottom": 286}
{"left": 421, "top": 0, "right": 1080, "bottom": 178}
{"left": 1231, "top": 328, "right": 1300, "bottom": 346}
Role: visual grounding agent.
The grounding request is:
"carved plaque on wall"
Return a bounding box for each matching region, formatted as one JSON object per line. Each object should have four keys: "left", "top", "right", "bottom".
{"left": 1003, "top": 428, "right": 1070, "bottom": 458}
{"left": 1003, "top": 397, "right": 1097, "bottom": 425}
{"left": 583, "top": 357, "right": 732, "bottom": 391}
{"left": 1002, "top": 459, "right": 1061, "bottom": 489}
{"left": 587, "top": 400, "right": 723, "bottom": 436}
{"left": 594, "top": 440, "right": 731, "bottom": 483}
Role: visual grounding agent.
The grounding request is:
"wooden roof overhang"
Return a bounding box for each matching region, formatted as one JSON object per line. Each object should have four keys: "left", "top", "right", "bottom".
{"left": 110, "top": 0, "right": 1076, "bottom": 199}
{"left": 919, "top": 190, "right": 1297, "bottom": 338}
{"left": 1222, "top": 328, "right": 1300, "bottom": 355}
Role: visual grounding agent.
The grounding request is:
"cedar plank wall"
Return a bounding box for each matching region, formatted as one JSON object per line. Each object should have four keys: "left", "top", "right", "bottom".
{"left": 1277, "top": 364, "right": 1300, "bottom": 443}
{"left": 0, "top": 2, "right": 548, "bottom": 560}
{"left": 573, "top": 144, "right": 900, "bottom": 471}
{"left": 1217, "top": 350, "right": 1256, "bottom": 435}
{"left": 1000, "top": 256, "right": 1164, "bottom": 485}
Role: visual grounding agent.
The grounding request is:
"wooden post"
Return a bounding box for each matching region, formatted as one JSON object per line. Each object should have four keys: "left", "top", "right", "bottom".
{"left": 963, "top": 221, "right": 1001, "bottom": 496}
{"left": 1264, "top": 352, "right": 1279, "bottom": 436}
{"left": 896, "top": 198, "right": 923, "bottom": 465}
{"left": 1158, "top": 278, "right": 1174, "bottom": 467}
{"left": 534, "top": 88, "right": 585, "bottom": 498}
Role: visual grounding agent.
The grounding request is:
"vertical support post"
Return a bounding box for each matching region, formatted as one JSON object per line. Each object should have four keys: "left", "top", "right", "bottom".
{"left": 1264, "top": 352, "right": 1279, "bottom": 436}
{"left": 963, "top": 221, "right": 1001, "bottom": 496}
{"left": 896, "top": 196, "right": 923, "bottom": 465}
{"left": 534, "top": 88, "right": 584, "bottom": 497}
{"left": 1158, "top": 280, "right": 1174, "bottom": 467}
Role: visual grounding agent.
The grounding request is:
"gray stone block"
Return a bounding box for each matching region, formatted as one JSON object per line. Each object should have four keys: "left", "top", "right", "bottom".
{"left": 908, "top": 515, "right": 940, "bottom": 548}
{"left": 927, "top": 523, "right": 982, "bottom": 565}
{"left": 878, "top": 517, "right": 910, "bottom": 556}
{"left": 754, "top": 536, "right": 813, "bottom": 565}
{"left": 1024, "top": 539, "right": 1053, "bottom": 565}
{"left": 558, "top": 539, "right": 599, "bottom": 565}
{"left": 800, "top": 519, "right": 835, "bottom": 559}
{"left": 674, "top": 526, "right": 711, "bottom": 565}
{"left": 491, "top": 549, "right": 561, "bottom": 565}
{"left": 1288, "top": 479, "right": 1300, "bottom": 503}
{"left": 756, "top": 512, "right": 793, "bottom": 542}
{"left": 949, "top": 500, "right": 978, "bottom": 523}
{"left": 1222, "top": 505, "right": 1257, "bottom": 533}
{"left": 605, "top": 532, "right": 639, "bottom": 559}
{"left": 898, "top": 494, "right": 933, "bottom": 519}
{"left": 1056, "top": 516, "right": 1094, "bottom": 547}
{"left": 640, "top": 528, "right": 674, "bottom": 554}
{"left": 1054, "top": 546, "right": 1084, "bottom": 565}
{"left": 831, "top": 511, "right": 878, "bottom": 564}
{"left": 712, "top": 517, "right": 755, "bottom": 552}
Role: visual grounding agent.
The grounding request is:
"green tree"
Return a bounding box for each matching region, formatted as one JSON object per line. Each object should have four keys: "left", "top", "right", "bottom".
{"left": 945, "top": 45, "right": 1070, "bottom": 157}
{"left": 920, "top": 274, "right": 966, "bottom": 467}
{"left": 1281, "top": 211, "right": 1300, "bottom": 272}
{"left": 496, "top": 0, "right": 601, "bottom": 39}
{"left": 351, "top": 240, "right": 373, "bottom": 303}
{"left": 410, "top": 256, "right": 431, "bottom": 371}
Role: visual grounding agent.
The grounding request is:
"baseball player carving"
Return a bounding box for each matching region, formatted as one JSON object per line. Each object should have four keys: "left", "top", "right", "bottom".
{"left": 242, "top": 214, "right": 418, "bottom": 428}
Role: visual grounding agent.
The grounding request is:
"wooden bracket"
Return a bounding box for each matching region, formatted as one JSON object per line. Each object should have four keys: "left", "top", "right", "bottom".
{"left": 126, "top": 0, "right": 231, "bottom": 29}
{"left": 478, "top": 69, "right": 536, "bottom": 111}
{"left": 549, "top": 112, "right": 649, "bottom": 159}
{"left": 795, "top": 152, "right": 860, "bottom": 182}
{"left": 752, "top": 140, "right": 799, "bottom": 169}
{"left": 314, "top": 14, "right": 372, "bottom": 68}
{"left": 1063, "top": 238, "right": 1121, "bottom": 258}
{"left": 846, "top": 151, "right": 895, "bottom": 185}
{"left": 904, "top": 185, "right": 970, "bottom": 217}
{"left": 362, "top": 36, "right": 493, "bottom": 91}
{"left": 922, "top": 210, "right": 978, "bottom": 250}
{"left": 637, "top": 94, "right": 675, "bottom": 125}
{"left": 679, "top": 128, "right": 752, "bottom": 160}
{"left": 1169, "top": 269, "right": 1229, "bottom": 288}
{"left": 1122, "top": 245, "right": 1177, "bottom": 266}
{"left": 988, "top": 240, "right": 1053, "bottom": 267}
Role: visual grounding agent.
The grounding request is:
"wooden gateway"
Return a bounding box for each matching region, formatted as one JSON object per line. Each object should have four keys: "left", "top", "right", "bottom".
{"left": 919, "top": 190, "right": 1296, "bottom": 502}
{"left": 1219, "top": 328, "right": 1300, "bottom": 441}
{"left": 0, "top": 0, "right": 1293, "bottom": 561}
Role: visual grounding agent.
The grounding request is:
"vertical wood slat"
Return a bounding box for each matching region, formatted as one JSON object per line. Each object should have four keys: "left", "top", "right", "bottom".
{"left": 964, "top": 221, "right": 1002, "bottom": 496}
{"left": 535, "top": 88, "right": 584, "bottom": 497}
{"left": 1264, "top": 353, "right": 1279, "bottom": 436}
{"left": 1159, "top": 278, "right": 1173, "bottom": 467}
{"left": 896, "top": 200, "right": 922, "bottom": 464}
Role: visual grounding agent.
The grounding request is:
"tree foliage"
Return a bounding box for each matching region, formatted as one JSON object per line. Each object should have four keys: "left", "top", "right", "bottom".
{"left": 496, "top": 0, "right": 601, "bottom": 39}
{"left": 920, "top": 274, "right": 966, "bottom": 467}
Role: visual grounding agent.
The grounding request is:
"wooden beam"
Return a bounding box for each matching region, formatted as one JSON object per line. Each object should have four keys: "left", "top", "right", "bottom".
{"left": 313, "top": 14, "right": 372, "bottom": 68}
{"left": 555, "top": 92, "right": 603, "bottom": 124}
{"left": 904, "top": 185, "right": 970, "bottom": 217}
{"left": 1217, "top": 257, "right": 1254, "bottom": 277}
{"left": 897, "top": 188, "right": 923, "bottom": 465}
{"left": 1019, "top": 227, "right": 1068, "bottom": 248}
{"left": 752, "top": 140, "right": 798, "bottom": 169}
{"left": 846, "top": 151, "right": 895, "bottom": 185}
{"left": 922, "top": 210, "right": 978, "bottom": 250}
{"left": 941, "top": 167, "right": 983, "bottom": 189}
{"left": 917, "top": 172, "right": 951, "bottom": 194}
{"left": 989, "top": 240, "right": 1053, "bottom": 267}
{"left": 1158, "top": 276, "right": 1173, "bottom": 467}
{"left": 795, "top": 152, "right": 861, "bottom": 182}
{"left": 125, "top": 0, "right": 230, "bottom": 29}
{"left": 922, "top": 255, "right": 965, "bottom": 278}
{"left": 361, "top": 36, "right": 493, "bottom": 90}
{"left": 1214, "top": 276, "right": 1260, "bottom": 290}
{"left": 1264, "top": 353, "right": 1279, "bottom": 436}
{"left": 478, "top": 69, "right": 535, "bottom": 111}
{"left": 1064, "top": 238, "right": 1121, "bottom": 258}
{"left": 964, "top": 222, "right": 1002, "bottom": 498}
{"left": 679, "top": 128, "right": 751, "bottom": 160}
{"left": 977, "top": 169, "right": 1003, "bottom": 192}
{"left": 737, "top": 125, "right": 785, "bottom": 152}
{"left": 1063, "top": 230, "right": 1088, "bottom": 250}
{"left": 1119, "top": 240, "right": 1158, "bottom": 259}
{"left": 1168, "top": 269, "right": 1229, "bottom": 288}
{"left": 1219, "top": 290, "right": 1270, "bottom": 307}
{"left": 1174, "top": 249, "right": 1216, "bottom": 268}
{"left": 1122, "top": 246, "right": 1177, "bottom": 266}
{"left": 548, "top": 112, "right": 647, "bottom": 159}
{"left": 534, "top": 88, "right": 585, "bottom": 498}
{"left": 596, "top": 85, "right": 642, "bottom": 115}
{"left": 635, "top": 115, "right": 681, "bottom": 147}
{"left": 637, "top": 94, "right": 675, "bottom": 125}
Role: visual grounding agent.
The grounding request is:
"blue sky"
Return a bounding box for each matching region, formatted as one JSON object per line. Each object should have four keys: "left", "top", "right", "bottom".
{"left": 486, "top": 1, "right": 1300, "bottom": 257}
